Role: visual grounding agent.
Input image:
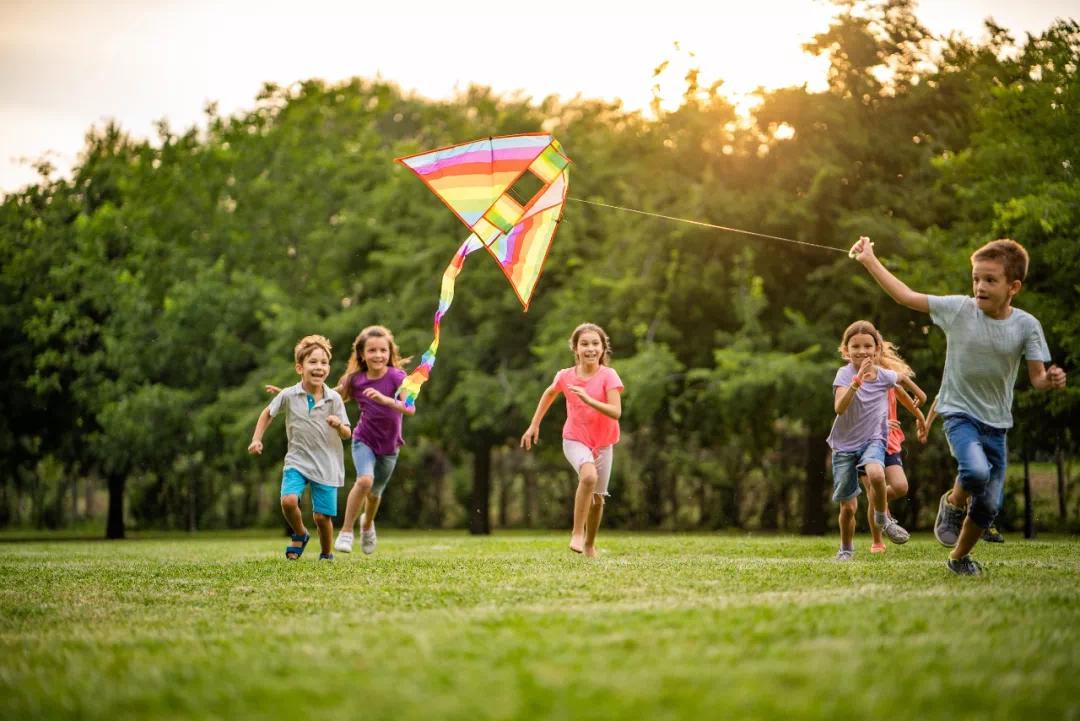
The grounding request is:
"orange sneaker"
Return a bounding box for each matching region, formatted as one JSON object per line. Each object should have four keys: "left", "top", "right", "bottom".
{"left": 870, "top": 542, "right": 887, "bottom": 554}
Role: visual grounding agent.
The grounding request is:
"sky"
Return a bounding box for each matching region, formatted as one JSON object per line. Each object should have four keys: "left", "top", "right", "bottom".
{"left": 1, "top": 0, "right": 1077, "bottom": 193}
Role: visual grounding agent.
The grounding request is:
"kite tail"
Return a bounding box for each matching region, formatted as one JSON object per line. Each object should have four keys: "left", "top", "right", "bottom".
{"left": 399, "top": 235, "right": 484, "bottom": 409}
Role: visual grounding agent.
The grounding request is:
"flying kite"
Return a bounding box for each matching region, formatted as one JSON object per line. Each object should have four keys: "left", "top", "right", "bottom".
{"left": 395, "top": 133, "right": 571, "bottom": 409}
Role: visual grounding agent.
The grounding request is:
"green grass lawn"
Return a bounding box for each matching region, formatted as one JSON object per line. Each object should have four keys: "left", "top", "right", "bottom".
{"left": 1, "top": 532, "right": 1078, "bottom": 721}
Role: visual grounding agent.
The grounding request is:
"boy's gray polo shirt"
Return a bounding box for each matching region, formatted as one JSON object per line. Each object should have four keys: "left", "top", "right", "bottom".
{"left": 929, "top": 295, "right": 1051, "bottom": 429}
{"left": 267, "top": 382, "right": 350, "bottom": 487}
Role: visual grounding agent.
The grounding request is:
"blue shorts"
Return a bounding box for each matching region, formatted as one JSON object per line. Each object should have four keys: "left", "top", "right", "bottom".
{"left": 942, "top": 413, "right": 1007, "bottom": 529}
{"left": 280, "top": 468, "right": 338, "bottom": 517}
{"left": 351, "top": 441, "right": 399, "bottom": 498}
{"left": 884, "top": 451, "right": 903, "bottom": 468}
{"left": 831, "top": 440, "right": 886, "bottom": 502}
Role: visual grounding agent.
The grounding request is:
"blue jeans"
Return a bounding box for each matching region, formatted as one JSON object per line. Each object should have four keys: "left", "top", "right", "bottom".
{"left": 942, "top": 413, "right": 1007, "bottom": 529}
{"left": 350, "top": 441, "right": 399, "bottom": 498}
{"left": 831, "top": 440, "right": 886, "bottom": 502}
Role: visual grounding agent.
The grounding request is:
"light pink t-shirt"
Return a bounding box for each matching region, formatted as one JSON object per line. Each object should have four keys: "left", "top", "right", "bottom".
{"left": 554, "top": 366, "right": 624, "bottom": 452}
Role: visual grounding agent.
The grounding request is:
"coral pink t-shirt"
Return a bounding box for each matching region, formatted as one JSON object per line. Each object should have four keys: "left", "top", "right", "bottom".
{"left": 886, "top": 388, "right": 904, "bottom": 455}
{"left": 554, "top": 366, "right": 624, "bottom": 453}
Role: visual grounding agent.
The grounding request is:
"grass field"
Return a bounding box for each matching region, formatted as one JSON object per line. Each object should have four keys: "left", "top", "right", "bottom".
{"left": 1, "top": 531, "right": 1078, "bottom": 721}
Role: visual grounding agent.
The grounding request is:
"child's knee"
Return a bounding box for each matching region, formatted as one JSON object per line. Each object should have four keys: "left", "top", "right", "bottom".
{"left": 313, "top": 512, "right": 331, "bottom": 524}
{"left": 280, "top": 494, "right": 300, "bottom": 512}
{"left": 863, "top": 464, "right": 885, "bottom": 483}
{"left": 578, "top": 467, "right": 598, "bottom": 489}
{"left": 839, "top": 499, "right": 857, "bottom": 518}
{"left": 355, "top": 476, "right": 374, "bottom": 493}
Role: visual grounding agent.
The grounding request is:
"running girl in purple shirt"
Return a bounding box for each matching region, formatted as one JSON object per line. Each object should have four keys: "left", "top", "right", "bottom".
{"left": 332, "top": 326, "right": 414, "bottom": 555}
{"left": 827, "top": 320, "right": 909, "bottom": 560}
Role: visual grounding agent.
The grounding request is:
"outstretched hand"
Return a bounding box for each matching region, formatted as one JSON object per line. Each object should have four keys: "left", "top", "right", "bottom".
{"left": 265, "top": 385, "right": 281, "bottom": 395}
{"left": 848, "top": 235, "right": 876, "bottom": 262}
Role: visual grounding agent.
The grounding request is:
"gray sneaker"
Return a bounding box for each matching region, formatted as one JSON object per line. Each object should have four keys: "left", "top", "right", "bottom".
{"left": 946, "top": 555, "right": 983, "bottom": 576}
{"left": 835, "top": 548, "right": 854, "bottom": 562}
{"left": 882, "top": 518, "right": 910, "bottom": 544}
{"left": 934, "top": 491, "right": 965, "bottom": 548}
{"left": 982, "top": 525, "right": 1005, "bottom": 543}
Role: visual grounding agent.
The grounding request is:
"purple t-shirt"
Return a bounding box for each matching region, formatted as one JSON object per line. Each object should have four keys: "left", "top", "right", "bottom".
{"left": 349, "top": 367, "right": 407, "bottom": 455}
{"left": 826, "top": 364, "right": 898, "bottom": 452}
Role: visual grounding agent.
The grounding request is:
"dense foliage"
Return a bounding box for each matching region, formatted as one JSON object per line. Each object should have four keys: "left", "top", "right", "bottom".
{"left": 2, "top": 2, "right": 1077, "bottom": 536}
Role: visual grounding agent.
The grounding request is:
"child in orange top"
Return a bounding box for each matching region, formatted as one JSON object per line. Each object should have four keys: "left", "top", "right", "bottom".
{"left": 521, "top": 323, "right": 624, "bottom": 557}
{"left": 865, "top": 341, "right": 927, "bottom": 552}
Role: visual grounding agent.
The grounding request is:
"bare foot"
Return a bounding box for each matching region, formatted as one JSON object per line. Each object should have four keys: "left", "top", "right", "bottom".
{"left": 569, "top": 534, "right": 584, "bottom": 553}
{"left": 583, "top": 546, "right": 596, "bottom": 558}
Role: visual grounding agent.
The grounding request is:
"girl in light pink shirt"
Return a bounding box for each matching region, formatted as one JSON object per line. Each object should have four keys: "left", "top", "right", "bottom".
{"left": 521, "top": 323, "right": 624, "bottom": 557}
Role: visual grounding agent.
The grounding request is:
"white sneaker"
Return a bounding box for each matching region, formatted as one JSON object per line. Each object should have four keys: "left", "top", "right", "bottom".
{"left": 360, "top": 513, "right": 376, "bottom": 555}
{"left": 334, "top": 531, "right": 354, "bottom": 554}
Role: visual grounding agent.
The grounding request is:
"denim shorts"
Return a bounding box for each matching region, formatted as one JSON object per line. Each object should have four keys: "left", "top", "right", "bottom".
{"left": 942, "top": 413, "right": 1007, "bottom": 528}
{"left": 351, "top": 440, "right": 399, "bottom": 498}
{"left": 280, "top": 468, "right": 337, "bottom": 517}
{"left": 831, "top": 439, "right": 886, "bottom": 502}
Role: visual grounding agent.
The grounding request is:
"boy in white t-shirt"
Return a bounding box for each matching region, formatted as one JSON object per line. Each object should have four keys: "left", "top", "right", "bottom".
{"left": 850, "top": 237, "right": 1066, "bottom": 575}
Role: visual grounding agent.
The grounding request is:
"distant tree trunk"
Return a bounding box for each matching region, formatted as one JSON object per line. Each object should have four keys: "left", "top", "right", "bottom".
{"left": 1023, "top": 446, "right": 1034, "bottom": 540}
{"left": 1056, "top": 441, "right": 1067, "bottom": 524}
{"left": 801, "top": 431, "right": 828, "bottom": 535}
{"left": 187, "top": 472, "right": 197, "bottom": 533}
{"left": 469, "top": 443, "right": 491, "bottom": 535}
{"left": 106, "top": 472, "right": 125, "bottom": 539}
{"left": 498, "top": 473, "right": 510, "bottom": 529}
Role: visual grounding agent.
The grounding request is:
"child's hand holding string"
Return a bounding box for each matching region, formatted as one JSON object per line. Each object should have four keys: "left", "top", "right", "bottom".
{"left": 849, "top": 236, "right": 875, "bottom": 262}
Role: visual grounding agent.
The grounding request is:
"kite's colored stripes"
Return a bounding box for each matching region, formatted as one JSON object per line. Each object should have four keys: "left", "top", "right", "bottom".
{"left": 398, "top": 235, "right": 485, "bottom": 410}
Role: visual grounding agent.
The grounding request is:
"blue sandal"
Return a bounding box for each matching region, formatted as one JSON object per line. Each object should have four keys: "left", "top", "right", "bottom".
{"left": 285, "top": 532, "right": 310, "bottom": 560}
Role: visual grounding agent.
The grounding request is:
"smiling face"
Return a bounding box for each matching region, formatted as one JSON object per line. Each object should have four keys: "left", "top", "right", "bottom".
{"left": 362, "top": 335, "right": 390, "bottom": 374}
{"left": 845, "top": 333, "right": 879, "bottom": 368}
{"left": 574, "top": 330, "right": 605, "bottom": 368}
{"left": 296, "top": 347, "right": 331, "bottom": 389}
{"left": 972, "top": 259, "right": 1021, "bottom": 319}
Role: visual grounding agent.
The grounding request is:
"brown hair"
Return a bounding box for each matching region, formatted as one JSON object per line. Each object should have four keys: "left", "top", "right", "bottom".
{"left": 338, "top": 325, "right": 410, "bottom": 395}
{"left": 294, "top": 335, "right": 332, "bottom": 365}
{"left": 837, "top": 320, "right": 883, "bottom": 361}
{"left": 971, "top": 239, "right": 1029, "bottom": 283}
{"left": 569, "top": 322, "right": 612, "bottom": 365}
{"left": 879, "top": 340, "right": 914, "bottom": 377}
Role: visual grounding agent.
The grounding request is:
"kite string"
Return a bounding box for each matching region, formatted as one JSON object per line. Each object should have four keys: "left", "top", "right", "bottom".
{"left": 567, "top": 197, "right": 849, "bottom": 255}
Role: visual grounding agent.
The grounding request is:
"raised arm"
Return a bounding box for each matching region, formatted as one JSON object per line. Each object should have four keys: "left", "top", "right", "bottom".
{"left": 850, "top": 237, "right": 930, "bottom": 313}
{"left": 520, "top": 384, "right": 561, "bottom": 450}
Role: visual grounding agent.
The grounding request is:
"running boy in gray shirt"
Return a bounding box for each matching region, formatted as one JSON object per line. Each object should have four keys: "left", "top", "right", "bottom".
{"left": 849, "top": 237, "right": 1066, "bottom": 575}
{"left": 249, "top": 335, "right": 351, "bottom": 560}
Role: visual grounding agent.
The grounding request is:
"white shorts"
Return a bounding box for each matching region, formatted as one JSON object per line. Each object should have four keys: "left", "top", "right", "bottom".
{"left": 562, "top": 440, "right": 614, "bottom": 496}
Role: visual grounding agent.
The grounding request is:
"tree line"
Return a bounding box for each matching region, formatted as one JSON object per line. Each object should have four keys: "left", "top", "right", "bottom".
{"left": 2, "top": 1, "right": 1077, "bottom": 538}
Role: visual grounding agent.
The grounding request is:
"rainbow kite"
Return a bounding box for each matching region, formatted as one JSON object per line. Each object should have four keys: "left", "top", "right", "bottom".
{"left": 396, "top": 133, "right": 571, "bottom": 408}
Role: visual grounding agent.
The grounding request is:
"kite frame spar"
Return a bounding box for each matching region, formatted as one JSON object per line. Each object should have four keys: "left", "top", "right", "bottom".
{"left": 395, "top": 133, "right": 571, "bottom": 407}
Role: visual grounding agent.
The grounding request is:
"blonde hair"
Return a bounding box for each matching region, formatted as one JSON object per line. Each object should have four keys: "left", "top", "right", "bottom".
{"left": 338, "top": 325, "right": 410, "bottom": 394}
{"left": 879, "top": 340, "right": 914, "bottom": 377}
{"left": 837, "top": 320, "right": 883, "bottom": 361}
{"left": 569, "top": 322, "right": 612, "bottom": 365}
{"left": 294, "top": 335, "right": 332, "bottom": 365}
{"left": 971, "top": 239, "right": 1029, "bottom": 283}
